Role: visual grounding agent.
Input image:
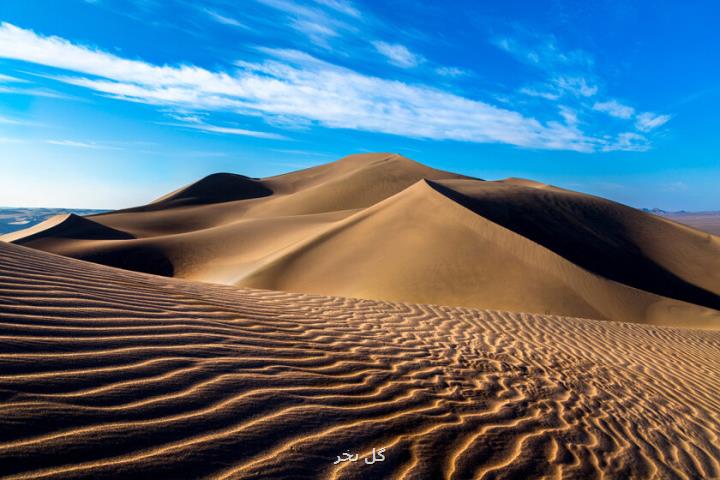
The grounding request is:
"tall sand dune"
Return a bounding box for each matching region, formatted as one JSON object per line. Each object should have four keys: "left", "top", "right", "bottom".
{"left": 239, "top": 179, "right": 720, "bottom": 327}
{"left": 0, "top": 241, "right": 719, "bottom": 479}
{"left": 4, "top": 153, "right": 719, "bottom": 327}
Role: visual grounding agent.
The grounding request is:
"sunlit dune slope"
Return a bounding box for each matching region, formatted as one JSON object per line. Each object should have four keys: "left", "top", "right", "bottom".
{"left": 4, "top": 153, "right": 719, "bottom": 326}
{"left": 0, "top": 241, "right": 719, "bottom": 479}
{"left": 662, "top": 211, "right": 720, "bottom": 236}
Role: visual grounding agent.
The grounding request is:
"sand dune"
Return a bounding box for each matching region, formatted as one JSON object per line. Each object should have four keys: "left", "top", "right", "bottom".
{"left": 4, "top": 153, "right": 719, "bottom": 327}
{"left": 0, "top": 241, "right": 719, "bottom": 479}
{"left": 662, "top": 212, "right": 720, "bottom": 236}
{"left": 240, "top": 179, "right": 720, "bottom": 327}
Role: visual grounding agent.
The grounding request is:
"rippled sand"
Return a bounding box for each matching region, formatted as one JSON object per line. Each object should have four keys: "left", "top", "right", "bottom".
{"left": 1, "top": 242, "right": 719, "bottom": 479}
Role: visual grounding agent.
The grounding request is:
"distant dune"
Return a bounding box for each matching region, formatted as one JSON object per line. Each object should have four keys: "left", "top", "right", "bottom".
{"left": 0, "top": 241, "right": 719, "bottom": 479}
{"left": 4, "top": 153, "right": 719, "bottom": 328}
{"left": 0, "top": 207, "right": 107, "bottom": 235}
{"left": 657, "top": 211, "right": 720, "bottom": 236}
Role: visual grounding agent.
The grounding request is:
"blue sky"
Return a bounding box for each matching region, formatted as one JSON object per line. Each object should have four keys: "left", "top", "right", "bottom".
{"left": 0, "top": 0, "right": 718, "bottom": 210}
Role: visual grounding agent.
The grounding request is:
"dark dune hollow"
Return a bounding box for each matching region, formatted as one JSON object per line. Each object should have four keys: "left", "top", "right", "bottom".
{"left": 426, "top": 179, "right": 720, "bottom": 312}
{"left": 78, "top": 245, "right": 175, "bottom": 277}
{"left": 148, "top": 173, "right": 274, "bottom": 209}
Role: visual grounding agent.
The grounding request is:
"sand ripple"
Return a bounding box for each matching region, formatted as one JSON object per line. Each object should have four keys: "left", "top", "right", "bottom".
{"left": 1, "top": 242, "right": 719, "bottom": 479}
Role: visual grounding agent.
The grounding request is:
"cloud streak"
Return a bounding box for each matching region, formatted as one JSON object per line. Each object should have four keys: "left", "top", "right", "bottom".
{"left": 0, "top": 22, "right": 655, "bottom": 152}
{"left": 636, "top": 112, "right": 671, "bottom": 132}
{"left": 167, "top": 122, "right": 288, "bottom": 139}
{"left": 254, "top": 0, "right": 357, "bottom": 46}
{"left": 593, "top": 100, "right": 635, "bottom": 119}
{"left": 372, "top": 41, "right": 423, "bottom": 68}
{"left": 202, "top": 8, "right": 247, "bottom": 28}
{"left": 45, "top": 139, "right": 122, "bottom": 149}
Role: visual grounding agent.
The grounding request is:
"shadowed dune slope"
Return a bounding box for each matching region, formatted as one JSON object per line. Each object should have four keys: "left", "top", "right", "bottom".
{"left": 0, "top": 241, "right": 719, "bottom": 479}
{"left": 3, "top": 153, "right": 719, "bottom": 326}
{"left": 2, "top": 213, "right": 133, "bottom": 244}
{"left": 148, "top": 173, "right": 273, "bottom": 209}
{"left": 428, "top": 179, "right": 720, "bottom": 311}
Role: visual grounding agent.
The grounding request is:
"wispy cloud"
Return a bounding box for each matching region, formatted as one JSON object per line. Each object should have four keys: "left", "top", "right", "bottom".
{"left": 161, "top": 111, "right": 287, "bottom": 139}
{"left": 0, "top": 73, "right": 26, "bottom": 83}
{"left": 169, "top": 122, "right": 288, "bottom": 139}
{"left": 601, "top": 132, "right": 650, "bottom": 152}
{"left": 0, "top": 85, "right": 73, "bottom": 99}
{"left": 519, "top": 87, "right": 560, "bottom": 101}
{"left": 435, "top": 66, "right": 469, "bottom": 78}
{"left": 491, "top": 32, "right": 592, "bottom": 70}
{"left": 0, "top": 22, "right": 653, "bottom": 152}
{"left": 254, "top": 0, "right": 356, "bottom": 46}
{"left": 493, "top": 26, "right": 671, "bottom": 142}
{"left": 552, "top": 76, "right": 597, "bottom": 97}
{"left": 519, "top": 76, "right": 597, "bottom": 100}
{"left": 635, "top": 112, "right": 671, "bottom": 132}
{"left": 593, "top": 100, "right": 635, "bottom": 119}
{"left": 372, "top": 41, "right": 424, "bottom": 68}
{"left": 202, "top": 8, "right": 247, "bottom": 28}
{"left": 45, "top": 139, "right": 122, "bottom": 149}
{"left": 0, "top": 114, "right": 34, "bottom": 126}
{"left": 313, "top": 0, "right": 360, "bottom": 18}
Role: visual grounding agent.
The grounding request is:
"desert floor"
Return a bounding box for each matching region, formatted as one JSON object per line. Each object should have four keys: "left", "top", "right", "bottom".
{"left": 1, "top": 241, "right": 719, "bottom": 479}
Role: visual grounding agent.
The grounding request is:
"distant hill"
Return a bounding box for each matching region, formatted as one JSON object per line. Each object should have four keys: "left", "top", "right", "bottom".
{"left": 644, "top": 208, "right": 720, "bottom": 235}
{"left": 0, "top": 207, "right": 108, "bottom": 235}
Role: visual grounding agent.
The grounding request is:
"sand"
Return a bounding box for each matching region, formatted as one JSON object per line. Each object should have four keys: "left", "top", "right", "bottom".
{"left": 663, "top": 212, "right": 720, "bottom": 236}
{"left": 4, "top": 153, "right": 719, "bottom": 327}
{"left": 0, "top": 240, "right": 719, "bottom": 479}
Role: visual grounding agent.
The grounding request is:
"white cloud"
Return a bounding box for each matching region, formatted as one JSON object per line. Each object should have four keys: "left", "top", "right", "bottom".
{"left": 635, "top": 112, "right": 671, "bottom": 132}
{"left": 313, "top": 0, "right": 360, "bottom": 18}
{"left": 0, "top": 73, "right": 26, "bottom": 83}
{"left": 491, "top": 33, "right": 593, "bottom": 70}
{"left": 552, "top": 76, "right": 597, "bottom": 97}
{"left": 161, "top": 111, "right": 286, "bottom": 138}
{"left": 0, "top": 85, "right": 72, "bottom": 99}
{"left": 593, "top": 100, "right": 635, "bottom": 119}
{"left": 0, "top": 114, "right": 25, "bottom": 125}
{"left": 558, "top": 106, "right": 579, "bottom": 126}
{"left": 0, "top": 23, "right": 646, "bottom": 152}
{"left": 45, "top": 139, "right": 121, "bottom": 149}
{"left": 520, "top": 77, "right": 597, "bottom": 101}
{"left": 435, "top": 66, "right": 469, "bottom": 78}
{"left": 519, "top": 87, "right": 560, "bottom": 101}
{"left": 0, "top": 114, "right": 44, "bottom": 126}
{"left": 601, "top": 132, "right": 650, "bottom": 152}
{"left": 203, "top": 9, "right": 246, "bottom": 28}
{"left": 372, "top": 41, "right": 424, "bottom": 68}
{"left": 168, "top": 122, "right": 288, "bottom": 139}
{"left": 255, "top": 0, "right": 354, "bottom": 46}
